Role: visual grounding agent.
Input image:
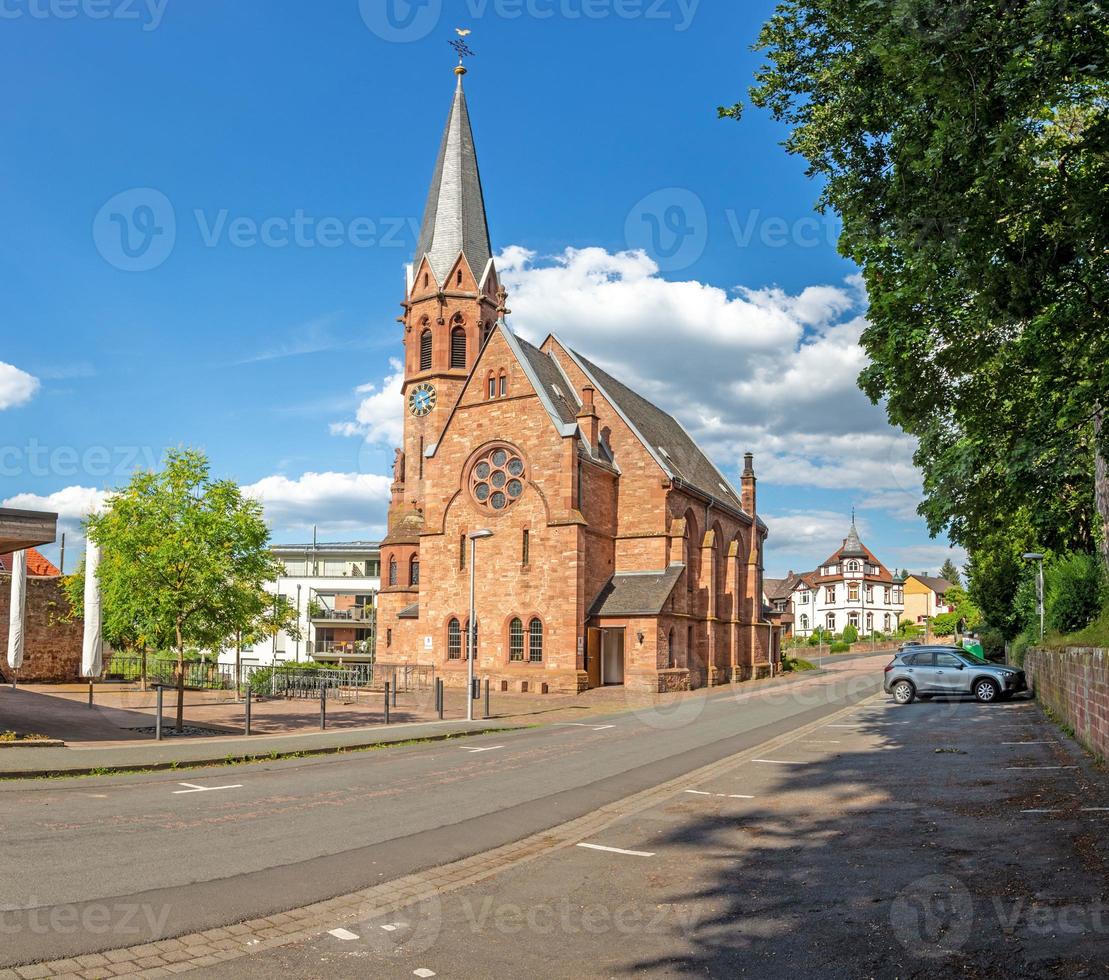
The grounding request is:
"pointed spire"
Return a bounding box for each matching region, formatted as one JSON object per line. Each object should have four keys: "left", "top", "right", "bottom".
{"left": 414, "top": 71, "right": 493, "bottom": 288}
{"left": 842, "top": 516, "right": 867, "bottom": 558}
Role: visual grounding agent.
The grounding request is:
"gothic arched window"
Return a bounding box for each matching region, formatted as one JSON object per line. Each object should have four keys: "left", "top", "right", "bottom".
{"left": 409, "top": 556, "right": 420, "bottom": 586}
{"left": 509, "top": 618, "right": 524, "bottom": 662}
{"left": 388, "top": 557, "right": 397, "bottom": 586}
{"left": 528, "top": 619, "right": 543, "bottom": 662}
{"left": 420, "top": 329, "right": 433, "bottom": 371}
{"left": 448, "top": 619, "right": 461, "bottom": 660}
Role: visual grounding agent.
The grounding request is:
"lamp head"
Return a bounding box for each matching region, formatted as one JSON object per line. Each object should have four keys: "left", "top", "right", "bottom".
{"left": 469, "top": 529, "right": 494, "bottom": 541}
{"left": 1022, "top": 552, "right": 1044, "bottom": 562}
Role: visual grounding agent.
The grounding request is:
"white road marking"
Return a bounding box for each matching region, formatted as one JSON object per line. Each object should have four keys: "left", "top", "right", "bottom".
{"left": 173, "top": 782, "right": 243, "bottom": 794}
{"left": 1022, "top": 809, "right": 1060, "bottom": 814}
{"left": 463, "top": 745, "right": 504, "bottom": 754}
{"left": 800, "top": 740, "right": 841, "bottom": 744}
{"left": 1005, "top": 766, "right": 1078, "bottom": 771}
{"left": 577, "top": 843, "right": 655, "bottom": 858}
{"left": 329, "top": 928, "right": 359, "bottom": 941}
{"left": 380, "top": 922, "right": 407, "bottom": 932}
{"left": 684, "top": 789, "right": 755, "bottom": 800}
{"left": 1082, "top": 808, "right": 1109, "bottom": 813}
{"left": 826, "top": 724, "right": 860, "bottom": 729}
{"left": 1002, "top": 741, "right": 1058, "bottom": 745}
{"left": 555, "top": 723, "right": 616, "bottom": 731}
{"left": 413, "top": 970, "right": 437, "bottom": 979}
{"left": 751, "top": 759, "right": 805, "bottom": 765}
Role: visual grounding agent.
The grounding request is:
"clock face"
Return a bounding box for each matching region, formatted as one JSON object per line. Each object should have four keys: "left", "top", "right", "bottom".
{"left": 408, "top": 383, "right": 437, "bottom": 417}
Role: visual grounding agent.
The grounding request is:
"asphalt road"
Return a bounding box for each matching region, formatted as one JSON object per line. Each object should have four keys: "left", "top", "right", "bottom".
{"left": 212, "top": 693, "right": 1109, "bottom": 979}
{"left": 1, "top": 658, "right": 885, "bottom": 966}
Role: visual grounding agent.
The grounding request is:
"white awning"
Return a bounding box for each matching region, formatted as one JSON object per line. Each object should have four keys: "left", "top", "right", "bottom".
{"left": 6, "top": 549, "right": 26, "bottom": 671}
{"left": 81, "top": 539, "right": 103, "bottom": 678}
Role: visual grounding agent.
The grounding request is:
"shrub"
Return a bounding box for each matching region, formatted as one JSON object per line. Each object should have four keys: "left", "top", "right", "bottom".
{"left": 783, "top": 656, "right": 817, "bottom": 672}
{"left": 931, "top": 612, "right": 960, "bottom": 636}
{"left": 830, "top": 641, "right": 851, "bottom": 653}
{"left": 1045, "top": 552, "right": 1106, "bottom": 635}
{"left": 842, "top": 624, "right": 859, "bottom": 644}
{"left": 977, "top": 627, "right": 1006, "bottom": 661}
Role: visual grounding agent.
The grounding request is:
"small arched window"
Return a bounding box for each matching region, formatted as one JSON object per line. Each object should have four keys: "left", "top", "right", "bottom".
{"left": 388, "top": 557, "right": 397, "bottom": 586}
{"left": 846, "top": 560, "right": 860, "bottom": 573}
{"left": 498, "top": 371, "right": 507, "bottom": 397}
{"left": 448, "top": 619, "right": 461, "bottom": 660}
{"left": 420, "top": 329, "right": 433, "bottom": 371}
{"left": 528, "top": 619, "right": 543, "bottom": 662}
{"left": 457, "top": 269, "right": 463, "bottom": 286}
{"left": 800, "top": 614, "right": 810, "bottom": 631}
{"left": 487, "top": 373, "right": 496, "bottom": 400}
{"left": 409, "top": 556, "right": 420, "bottom": 586}
{"left": 423, "top": 272, "right": 429, "bottom": 288}
{"left": 509, "top": 618, "right": 524, "bottom": 662}
{"left": 667, "top": 628, "right": 675, "bottom": 669}
{"left": 450, "top": 327, "right": 467, "bottom": 369}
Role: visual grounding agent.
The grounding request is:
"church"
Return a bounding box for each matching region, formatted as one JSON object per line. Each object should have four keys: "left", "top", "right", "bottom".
{"left": 377, "top": 64, "right": 778, "bottom": 693}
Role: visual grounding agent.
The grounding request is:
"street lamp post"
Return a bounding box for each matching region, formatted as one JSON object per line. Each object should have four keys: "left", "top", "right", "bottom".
{"left": 295, "top": 584, "right": 302, "bottom": 663}
{"left": 467, "top": 530, "right": 494, "bottom": 722}
{"left": 1023, "top": 553, "right": 1045, "bottom": 641}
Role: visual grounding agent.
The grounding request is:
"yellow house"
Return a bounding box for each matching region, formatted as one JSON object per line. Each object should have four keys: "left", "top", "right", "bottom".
{"left": 903, "top": 575, "right": 956, "bottom": 625}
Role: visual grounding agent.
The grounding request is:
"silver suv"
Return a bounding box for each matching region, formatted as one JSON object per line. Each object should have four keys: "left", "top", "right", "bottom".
{"left": 884, "top": 646, "right": 1027, "bottom": 704}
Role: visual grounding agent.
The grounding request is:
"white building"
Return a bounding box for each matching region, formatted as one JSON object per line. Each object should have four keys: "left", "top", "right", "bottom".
{"left": 226, "top": 542, "right": 381, "bottom": 667}
{"left": 776, "top": 522, "right": 904, "bottom": 638}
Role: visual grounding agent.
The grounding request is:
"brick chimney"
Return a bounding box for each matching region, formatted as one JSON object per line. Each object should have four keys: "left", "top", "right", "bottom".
{"left": 577, "top": 384, "right": 599, "bottom": 450}
{"left": 741, "top": 452, "right": 757, "bottom": 517}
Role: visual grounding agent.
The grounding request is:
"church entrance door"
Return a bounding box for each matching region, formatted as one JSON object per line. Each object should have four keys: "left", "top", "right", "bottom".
{"left": 600, "top": 628, "right": 625, "bottom": 686}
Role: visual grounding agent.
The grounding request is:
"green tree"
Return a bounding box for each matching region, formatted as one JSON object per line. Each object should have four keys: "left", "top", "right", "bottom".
{"left": 931, "top": 612, "right": 960, "bottom": 637}
{"left": 842, "top": 623, "right": 859, "bottom": 644}
{"left": 939, "top": 560, "right": 963, "bottom": 589}
{"left": 82, "top": 449, "right": 278, "bottom": 730}
{"left": 727, "top": 0, "right": 1109, "bottom": 567}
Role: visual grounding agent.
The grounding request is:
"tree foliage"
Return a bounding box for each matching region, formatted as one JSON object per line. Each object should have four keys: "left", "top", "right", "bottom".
{"left": 733, "top": 0, "right": 1109, "bottom": 566}
{"left": 939, "top": 559, "right": 963, "bottom": 588}
{"left": 78, "top": 450, "right": 281, "bottom": 728}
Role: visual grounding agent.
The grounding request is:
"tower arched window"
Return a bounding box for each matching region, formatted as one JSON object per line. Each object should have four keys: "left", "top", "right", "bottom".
{"left": 450, "top": 327, "right": 467, "bottom": 369}
{"left": 409, "top": 556, "right": 420, "bottom": 586}
{"left": 420, "top": 330, "right": 433, "bottom": 371}
{"left": 388, "top": 557, "right": 397, "bottom": 587}
{"left": 448, "top": 619, "right": 462, "bottom": 660}
{"left": 509, "top": 618, "right": 524, "bottom": 662}
{"left": 498, "top": 371, "right": 508, "bottom": 397}
{"left": 528, "top": 619, "right": 543, "bottom": 662}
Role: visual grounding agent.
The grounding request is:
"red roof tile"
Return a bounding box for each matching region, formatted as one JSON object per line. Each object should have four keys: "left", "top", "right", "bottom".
{"left": 0, "top": 548, "right": 61, "bottom": 577}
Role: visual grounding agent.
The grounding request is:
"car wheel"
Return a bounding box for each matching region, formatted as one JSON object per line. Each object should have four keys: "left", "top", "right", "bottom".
{"left": 974, "top": 678, "right": 1000, "bottom": 703}
{"left": 892, "top": 680, "right": 915, "bottom": 705}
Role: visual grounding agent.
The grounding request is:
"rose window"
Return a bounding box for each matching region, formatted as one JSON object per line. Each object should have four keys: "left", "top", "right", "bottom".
{"left": 470, "top": 447, "right": 526, "bottom": 512}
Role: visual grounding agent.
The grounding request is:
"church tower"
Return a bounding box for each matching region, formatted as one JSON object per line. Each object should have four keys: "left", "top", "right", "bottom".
{"left": 379, "top": 63, "right": 501, "bottom": 627}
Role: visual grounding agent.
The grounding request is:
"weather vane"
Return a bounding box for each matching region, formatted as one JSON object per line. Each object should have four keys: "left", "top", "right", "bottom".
{"left": 450, "top": 28, "right": 475, "bottom": 71}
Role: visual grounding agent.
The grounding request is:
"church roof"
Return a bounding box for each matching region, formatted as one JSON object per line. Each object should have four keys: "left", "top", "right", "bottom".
{"left": 513, "top": 334, "right": 580, "bottom": 428}
{"left": 589, "top": 567, "right": 685, "bottom": 618}
{"left": 414, "top": 75, "right": 493, "bottom": 287}
{"left": 556, "top": 343, "right": 753, "bottom": 523}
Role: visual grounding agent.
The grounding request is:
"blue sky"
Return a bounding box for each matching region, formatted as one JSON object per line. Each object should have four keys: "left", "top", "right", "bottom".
{"left": 0, "top": 0, "right": 963, "bottom": 578}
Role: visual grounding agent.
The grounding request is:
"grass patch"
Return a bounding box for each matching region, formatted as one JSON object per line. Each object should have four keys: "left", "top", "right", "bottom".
{"left": 782, "top": 657, "right": 817, "bottom": 672}
{"left": 1045, "top": 607, "right": 1109, "bottom": 649}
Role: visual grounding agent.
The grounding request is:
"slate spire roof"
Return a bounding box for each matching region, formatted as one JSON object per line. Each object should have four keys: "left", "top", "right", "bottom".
{"left": 841, "top": 519, "right": 868, "bottom": 558}
{"left": 415, "top": 73, "right": 493, "bottom": 286}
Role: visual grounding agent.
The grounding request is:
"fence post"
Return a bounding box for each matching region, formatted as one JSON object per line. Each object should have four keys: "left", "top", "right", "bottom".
{"left": 155, "top": 686, "right": 163, "bottom": 742}
{"left": 438, "top": 678, "right": 445, "bottom": 720}
{"left": 245, "top": 687, "right": 252, "bottom": 737}
{"left": 320, "top": 682, "right": 326, "bottom": 731}
{"left": 384, "top": 682, "right": 391, "bottom": 725}
{"left": 483, "top": 677, "right": 490, "bottom": 720}
{"left": 392, "top": 671, "right": 398, "bottom": 707}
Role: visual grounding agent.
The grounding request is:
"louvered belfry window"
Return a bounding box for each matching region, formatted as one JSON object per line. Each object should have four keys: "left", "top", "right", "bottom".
{"left": 420, "top": 330, "right": 433, "bottom": 371}
{"left": 450, "top": 327, "right": 467, "bottom": 369}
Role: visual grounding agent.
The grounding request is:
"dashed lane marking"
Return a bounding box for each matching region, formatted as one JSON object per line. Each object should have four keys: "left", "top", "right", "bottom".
{"left": 577, "top": 842, "right": 655, "bottom": 858}
{"left": 555, "top": 723, "right": 616, "bottom": 731}
{"left": 463, "top": 745, "right": 505, "bottom": 754}
{"left": 1006, "top": 766, "right": 1078, "bottom": 771}
{"left": 684, "top": 790, "right": 754, "bottom": 799}
{"left": 751, "top": 759, "right": 806, "bottom": 765}
{"left": 414, "top": 970, "right": 437, "bottom": 979}
{"left": 328, "top": 928, "right": 359, "bottom": 941}
{"left": 1002, "top": 741, "right": 1058, "bottom": 745}
{"left": 173, "top": 782, "right": 243, "bottom": 794}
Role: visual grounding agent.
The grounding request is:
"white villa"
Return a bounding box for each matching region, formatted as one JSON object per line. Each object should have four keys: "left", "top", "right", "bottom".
{"left": 768, "top": 522, "right": 905, "bottom": 638}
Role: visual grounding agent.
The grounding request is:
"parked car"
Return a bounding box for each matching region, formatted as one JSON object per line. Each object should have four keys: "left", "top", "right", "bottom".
{"left": 884, "top": 646, "right": 1027, "bottom": 704}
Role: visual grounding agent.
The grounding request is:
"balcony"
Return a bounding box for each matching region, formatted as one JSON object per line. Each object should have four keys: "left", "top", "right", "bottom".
{"left": 309, "top": 606, "right": 376, "bottom": 625}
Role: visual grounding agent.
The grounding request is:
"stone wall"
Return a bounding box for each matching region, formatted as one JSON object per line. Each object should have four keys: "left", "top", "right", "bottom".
{"left": 0, "top": 573, "right": 83, "bottom": 683}
{"left": 1026, "top": 647, "right": 1109, "bottom": 759}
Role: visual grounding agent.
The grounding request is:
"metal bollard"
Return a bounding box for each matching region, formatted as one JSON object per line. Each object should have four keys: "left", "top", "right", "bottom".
{"left": 155, "top": 686, "right": 163, "bottom": 741}
{"left": 245, "top": 687, "right": 252, "bottom": 737}
{"left": 320, "top": 684, "right": 326, "bottom": 731}
{"left": 438, "top": 678, "right": 444, "bottom": 720}
{"left": 392, "top": 671, "right": 398, "bottom": 707}
{"left": 483, "top": 677, "right": 490, "bottom": 720}
{"left": 88, "top": 680, "right": 94, "bottom": 709}
{"left": 384, "top": 682, "right": 391, "bottom": 725}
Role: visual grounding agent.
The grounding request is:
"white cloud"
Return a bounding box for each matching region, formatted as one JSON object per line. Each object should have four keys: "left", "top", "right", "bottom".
{"left": 0, "top": 362, "right": 40, "bottom": 409}
{"left": 889, "top": 543, "right": 969, "bottom": 577}
{"left": 242, "top": 471, "right": 392, "bottom": 535}
{"left": 497, "top": 246, "right": 919, "bottom": 496}
{"left": 330, "top": 358, "right": 405, "bottom": 448}
{"left": 762, "top": 510, "right": 861, "bottom": 559}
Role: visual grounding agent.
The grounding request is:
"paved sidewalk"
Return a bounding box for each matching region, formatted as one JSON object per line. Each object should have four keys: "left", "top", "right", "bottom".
{"left": 0, "top": 654, "right": 890, "bottom": 777}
